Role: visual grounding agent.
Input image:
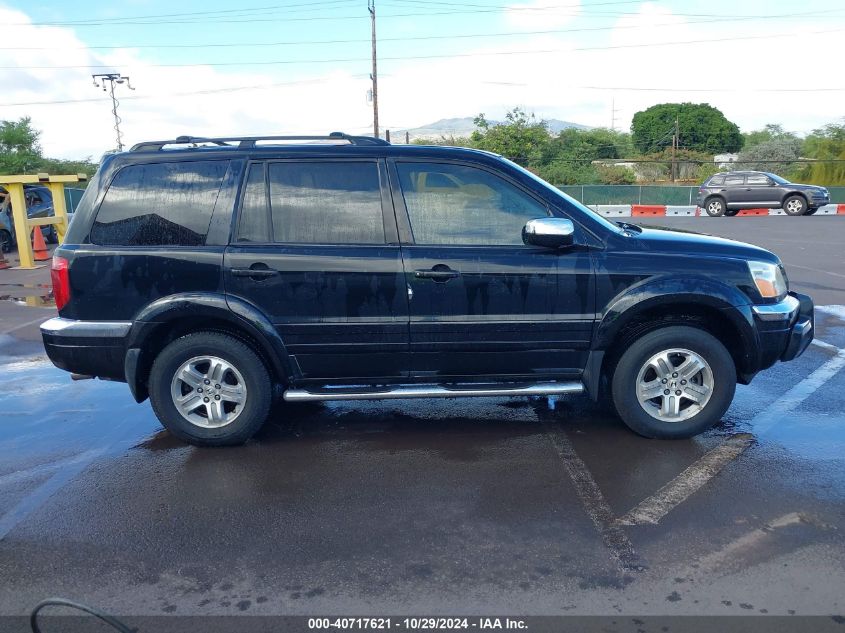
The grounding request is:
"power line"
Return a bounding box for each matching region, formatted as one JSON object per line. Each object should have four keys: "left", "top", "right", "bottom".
{"left": 2, "top": 10, "right": 834, "bottom": 51}
{"left": 9, "top": 2, "right": 843, "bottom": 26}
{"left": 4, "top": 27, "right": 843, "bottom": 70}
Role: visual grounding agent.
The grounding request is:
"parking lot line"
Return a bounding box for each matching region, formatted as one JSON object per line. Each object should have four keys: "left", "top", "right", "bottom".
{"left": 750, "top": 348, "right": 845, "bottom": 437}
{"left": 616, "top": 434, "right": 754, "bottom": 526}
{"left": 540, "top": 419, "right": 645, "bottom": 573}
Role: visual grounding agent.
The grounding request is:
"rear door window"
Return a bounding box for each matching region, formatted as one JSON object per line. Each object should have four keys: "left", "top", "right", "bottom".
{"left": 267, "top": 161, "right": 385, "bottom": 244}
{"left": 91, "top": 160, "right": 229, "bottom": 246}
{"left": 724, "top": 175, "right": 745, "bottom": 186}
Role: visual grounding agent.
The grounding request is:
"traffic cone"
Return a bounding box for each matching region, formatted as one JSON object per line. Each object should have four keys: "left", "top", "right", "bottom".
{"left": 32, "top": 226, "right": 50, "bottom": 262}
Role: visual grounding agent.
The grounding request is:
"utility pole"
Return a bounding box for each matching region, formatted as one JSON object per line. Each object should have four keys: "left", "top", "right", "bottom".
{"left": 671, "top": 115, "right": 679, "bottom": 182}
{"left": 368, "top": 0, "right": 379, "bottom": 139}
{"left": 92, "top": 73, "right": 135, "bottom": 151}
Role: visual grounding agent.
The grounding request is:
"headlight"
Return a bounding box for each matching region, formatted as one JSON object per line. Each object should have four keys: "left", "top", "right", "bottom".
{"left": 747, "top": 260, "right": 787, "bottom": 299}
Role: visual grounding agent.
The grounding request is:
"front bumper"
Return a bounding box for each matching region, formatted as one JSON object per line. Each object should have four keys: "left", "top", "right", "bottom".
{"left": 751, "top": 292, "right": 814, "bottom": 366}
{"left": 40, "top": 317, "right": 131, "bottom": 381}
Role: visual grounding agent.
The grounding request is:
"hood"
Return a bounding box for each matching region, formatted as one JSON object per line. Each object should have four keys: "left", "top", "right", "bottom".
{"left": 629, "top": 224, "right": 779, "bottom": 264}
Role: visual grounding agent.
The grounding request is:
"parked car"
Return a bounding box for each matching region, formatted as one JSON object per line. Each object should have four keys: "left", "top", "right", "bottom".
{"left": 697, "top": 171, "right": 830, "bottom": 217}
{"left": 0, "top": 185, "right": 59, "bottom": 251}
{"left": 41, "top": 134, "right": 814, "bottom": 446}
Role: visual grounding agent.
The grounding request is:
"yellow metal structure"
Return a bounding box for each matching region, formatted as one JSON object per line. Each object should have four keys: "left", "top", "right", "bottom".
{"left": 1, "top": 173, "right": 87, "bottom": 269}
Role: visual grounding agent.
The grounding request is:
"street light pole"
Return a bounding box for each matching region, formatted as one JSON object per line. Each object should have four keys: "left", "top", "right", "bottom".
{"left": 92, "top": 73, "right": 135, "bottom": 151}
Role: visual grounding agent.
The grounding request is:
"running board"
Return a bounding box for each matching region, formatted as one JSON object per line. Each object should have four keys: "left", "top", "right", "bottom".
{"left": 283, "top": 381, "right": 584, "bottom": 402}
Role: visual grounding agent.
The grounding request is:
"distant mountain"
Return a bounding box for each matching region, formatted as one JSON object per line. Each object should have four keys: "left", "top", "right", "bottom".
{"left": 393, "top": 116, "right": 590, "bottom": 142}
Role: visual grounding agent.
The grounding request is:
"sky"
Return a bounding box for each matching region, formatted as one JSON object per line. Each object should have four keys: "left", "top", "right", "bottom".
{"left": 2, "top": 0, "right": 844, "bottom": 159}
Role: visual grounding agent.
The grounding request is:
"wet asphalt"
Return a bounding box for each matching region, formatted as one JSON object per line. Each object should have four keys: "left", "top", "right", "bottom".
{"left": 0, "top": 216, "right": 844, "bottom": 622}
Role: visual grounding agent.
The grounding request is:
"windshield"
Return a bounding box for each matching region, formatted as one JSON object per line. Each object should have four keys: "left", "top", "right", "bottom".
{"left": 767, "top": 173, "right": 790, "bottom": 185}
{"left": 500, "top": 157, "right": 623, "bottom": 234}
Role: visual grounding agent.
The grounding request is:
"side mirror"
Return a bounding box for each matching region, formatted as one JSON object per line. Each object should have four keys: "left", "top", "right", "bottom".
{"left": 522, "top": 217, "right": 575, "bottom": 249}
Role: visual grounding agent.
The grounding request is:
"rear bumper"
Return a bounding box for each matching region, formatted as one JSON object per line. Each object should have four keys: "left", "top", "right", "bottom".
{"left": 40, "top": 317, "right": 130, "bottom": 381}
{"left": 752, "top": 292, "right": 814, "bottom": 368}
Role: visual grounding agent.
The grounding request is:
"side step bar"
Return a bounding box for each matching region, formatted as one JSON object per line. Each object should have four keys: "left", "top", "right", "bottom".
{"left": 283, "top": 381, "right": 584, "bottom": 402}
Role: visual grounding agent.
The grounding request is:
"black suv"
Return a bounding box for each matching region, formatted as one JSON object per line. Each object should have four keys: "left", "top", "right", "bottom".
{"left": 41, "top": 134, "right": 814, "bottom": 446}
{"left": 697, "top": 171, "right": 830, "bottom": 217}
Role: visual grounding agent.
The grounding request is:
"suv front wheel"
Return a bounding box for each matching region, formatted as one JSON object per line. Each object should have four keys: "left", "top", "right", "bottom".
{"left": 148, "top": 332, "right": 272, "bottom": 446}
{"left": 783, "top": 195, "right": 807, "bottom": 216}
{"left": 611, "top": 326, "right": 736, "bottom": 438}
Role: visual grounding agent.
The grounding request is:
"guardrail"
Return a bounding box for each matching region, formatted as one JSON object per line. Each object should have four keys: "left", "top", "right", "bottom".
{"left": 1, "top": 173, "right": 88, "bottom": 269}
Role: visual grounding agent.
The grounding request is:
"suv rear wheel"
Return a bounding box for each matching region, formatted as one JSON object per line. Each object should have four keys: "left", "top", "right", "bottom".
{"left": 704, "top": 197, "right": 726, "bottom": 217}
{"left": 611, "top": 326, "right": 736, "bottom": 439}
{"left": 783, "top": 195, "right": 807, "bottom": 216}
{"left": 149, "top": 332, "right": 272, "bottom": 446}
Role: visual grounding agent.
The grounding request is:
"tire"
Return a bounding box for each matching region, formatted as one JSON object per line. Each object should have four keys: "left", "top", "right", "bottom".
{"left": 783, "top": 195, "right": 807, "bottom": 216}
{"left": 148, "top": 332, "right": 272, "bottom": 446}
{"left": 724, "top": 208, "right": 740, "bottom": 217}
{"left": 0, "top": 229, "right": 11, "bottom": 253}
{"left": 704, "top": 197, "right": 726, "bottom": 217}
{"left": 611, "top": 326, "right": 736, "bottom": 439}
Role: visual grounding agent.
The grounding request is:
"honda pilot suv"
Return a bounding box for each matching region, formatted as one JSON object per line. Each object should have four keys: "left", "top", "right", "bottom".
{"left": 41, "top": 134, "right": 814, "bottom": 446}
{"left": 697, "top": 171, "right": 830, "bottom": 216}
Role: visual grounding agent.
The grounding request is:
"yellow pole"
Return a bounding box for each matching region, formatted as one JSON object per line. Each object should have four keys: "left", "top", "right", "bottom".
{"left": 6, "top": 183, "right": 37, "bottom": 269}
{"left": 46, "top": 182, "right": 69, "bottom": 244}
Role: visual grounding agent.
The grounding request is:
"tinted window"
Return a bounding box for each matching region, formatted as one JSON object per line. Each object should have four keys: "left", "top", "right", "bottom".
{"left": 708, "top": 174, "right": 725, "bottom": 186}
{"left": 724, "top": 175, "right": 745, "bottom": 186}
{"left": 396, "top": 162, "right": 548, "bottom": 245}
{"left": 268, "top": 162, "right": 384, "bottom": 244}
{"left": 237, "top": 163, "right": 270, "bottom": 242}
{"left": 746, "top": 174, "right": 770, "bottom": 185}
{"left": 91, "top": 160, "right": 228, "bottom": 246}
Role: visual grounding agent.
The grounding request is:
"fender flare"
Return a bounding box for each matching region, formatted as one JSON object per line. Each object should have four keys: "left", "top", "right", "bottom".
{"left": 593, "top": 275, "right": 759, "bottom": 371}
{"left": 124, "top": 292, "right": 295, "bottom": 402}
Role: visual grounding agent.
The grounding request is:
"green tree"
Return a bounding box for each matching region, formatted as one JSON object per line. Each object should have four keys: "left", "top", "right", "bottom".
{"left": 742, "top": 124, "right": 799, "bottom": 150}
{"left": 631, "top": 103, "right": 742, "bottom": 154}
{"left": 736, "top": 138, "right": 801, "bottom": 176}
{"left": 0, "top": 117, "right": 43, "bottom": 174}
{"left": 0, "top": 116, "right": 97, "bottom": 178}
{"left": 793, "top": 121, "right": 845, "bottom": 185}
{"left": 470, "top": 108, "right": 551, "bottom": 166}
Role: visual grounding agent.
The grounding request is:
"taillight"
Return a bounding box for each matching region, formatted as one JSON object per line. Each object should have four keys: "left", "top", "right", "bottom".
{"left": 51, "top": 256, "right": 70, "bottom": 311}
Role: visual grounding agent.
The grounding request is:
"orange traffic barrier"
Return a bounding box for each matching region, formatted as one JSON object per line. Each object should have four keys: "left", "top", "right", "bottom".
{"left": 736, "top": 208, "right": 769, "bottom": 216}
{"left": 32, "top": 227, "right": 49, "bottom": 261}
{"left": 631, "top": 204, "right": 666, "bottom": 216}
{"left": 837, "top": 204, "right": 845, "bottom": 215}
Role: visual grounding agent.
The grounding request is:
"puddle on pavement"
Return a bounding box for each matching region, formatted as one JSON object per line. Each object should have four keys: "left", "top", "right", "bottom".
{"left": 0, "top": 283, "right": 55, "bottom": 308}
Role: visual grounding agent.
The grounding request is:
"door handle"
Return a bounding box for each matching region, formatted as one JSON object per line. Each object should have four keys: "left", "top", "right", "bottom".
{"left": 414, "top": 265, "right": 460, "bottom": 282}
{"left": 230, "top": 265, "right": 278, "bottom": 279}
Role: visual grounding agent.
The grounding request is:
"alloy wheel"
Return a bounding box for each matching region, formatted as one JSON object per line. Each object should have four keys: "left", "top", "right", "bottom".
{"left": 635, "top": 348, "right": 714, "bottom": 422}
{"left": 169, "top": 355, "right": 248, "bottom": 428}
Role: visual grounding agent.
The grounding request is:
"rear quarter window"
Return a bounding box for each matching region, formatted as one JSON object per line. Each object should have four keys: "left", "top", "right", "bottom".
{"left": 90, "top": 160, "right": 229, "bottom": 246}
{"left": 707, "top": 174, "right": 725, "bottom": 186}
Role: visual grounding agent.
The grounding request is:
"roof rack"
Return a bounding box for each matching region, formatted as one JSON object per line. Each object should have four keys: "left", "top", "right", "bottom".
{"left": 130, "top": 132, "right": 390, "bottom": 152}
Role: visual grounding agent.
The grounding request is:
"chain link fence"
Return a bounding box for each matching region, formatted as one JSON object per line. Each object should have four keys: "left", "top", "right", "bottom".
{"left": 556, "top": 185, "right": 845, "bottom": 205}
